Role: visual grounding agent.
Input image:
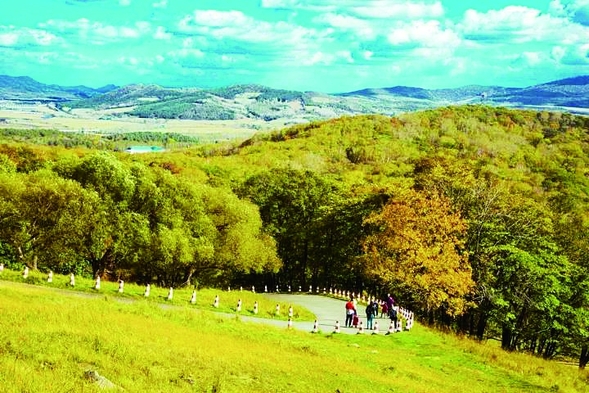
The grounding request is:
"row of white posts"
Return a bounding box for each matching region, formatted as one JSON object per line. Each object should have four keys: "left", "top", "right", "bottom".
{"left": 11, "top": 265, "right": 375, "bottom": 308}
{"left": 331, "top": 319, "right": 412, "bottom": 334}
{"left": 7, "top": 265, "right": 416, "bottom": 332}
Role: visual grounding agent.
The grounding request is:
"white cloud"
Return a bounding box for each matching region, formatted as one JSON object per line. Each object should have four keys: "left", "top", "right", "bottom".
{"left": 261, "top": 0, "right": 298, "bottom": 8}
{"left": 182, "top": 37, "right": 193, "bottom": 48}
{"left": 550, "top": 0, "right": 567, "bottom": 15}
{"left": 313, "top": 13, "right": 375, "bottom": 39}
{"left": 119, "top": 56, "right": 138, "bottom": 65}
{"left": 522, "top": 51, "right": 543, "bottom": 66}
{"left": 262, "top": 0, "right": 444, "bottom": 18}
{"left": 153, "top": 0, "right": 167, "bottom": 8}
{"left": 179, "top": 9, "right": 327, "bottom": 47}
{"left": 40, "top": 18, "right": 151, "bottom": 44}
{"left": 301, "top": 51, "right": 333, "bottom": 66}
{"left": 119, "top": 0, "right": 131, "bottom": 6}
{"left": 553, "top": 43, "right": 589, "bottom": 64}
{"left": 153, "top": 26, "right": 171, "bottom": 40}
{"left": 460, "top": 6, "right": 582, "bottom": 44}
{"left": 550, "top": 0, "right": 589, "bottom": 25}
{"left": 260, "top": 0, "right": 336, "bottom": 12}
{"left": 190, "top": 10, "right": 250, "bottom": 27}
{"left": 551, "top": 45, "right": 566, "bottom": 62}
{"left": 337, "top": 50, "right": 354, "bottom": 63}
{"left": 0, "top": 27, "right": 60, "bottom": 47}
{"left": 170, "top": 47, "right": 205, "bottom": 59}
{"left": 388, "top": 20, "right": 460, "bottom": 48}
{"left": 351, "top": 1, "right": 444, "bottom": 19}
{"left": 0, "top": 31, "right": 19, "bottom": 47}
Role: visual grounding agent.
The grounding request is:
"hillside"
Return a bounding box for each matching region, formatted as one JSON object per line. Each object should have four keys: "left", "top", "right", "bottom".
{"left": 2, "top": 75, "right": 588, "bottom": 124}
{"left": 0, "top": 75, "right": 117, "bottom": 102}
{"left": 0, "top": 106, "right": 588, "bottom": 368}
{"left": 1, "top": 281, "right": 586, "bottom": 392}
{"left": 64, "top": 75, "right": 589, "bottom": 121}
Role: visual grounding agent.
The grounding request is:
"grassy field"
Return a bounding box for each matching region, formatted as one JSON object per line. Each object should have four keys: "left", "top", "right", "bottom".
{"left": 0, "top": 269, "right": 316, "bottom": 321}
{"left": 0, "top": 102, "right": 292, "bottom": 141}
{"left": 0, "top": 276, "right": 587, "bottom": 392}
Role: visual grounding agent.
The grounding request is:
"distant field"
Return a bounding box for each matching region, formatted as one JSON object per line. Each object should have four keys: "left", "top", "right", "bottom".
{"left": 0, "top": 278, "right": 587, "bottom": 392}
{"left": 0, "top": 101, "right": 298, "bottom": 141}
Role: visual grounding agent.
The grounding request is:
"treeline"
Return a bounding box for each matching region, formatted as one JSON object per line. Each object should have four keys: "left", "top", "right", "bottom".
{"left": 208, "top": 84, "right": 308, "bottom": 103}
{"left": 0, "top": 128, "right": 200, "bottom": 149}
{"left": 0, "top": 105, "right": 588, "bottom": 367}
{"left": 129, "top": 97, "right": 235, "bottom": 120}
{"left": 106, "top": 132, "right": 199, "bottom": 144}
{"left": 0, "top": 151, "right": 279, "bottom": 287}
{"left": 63, "top": 84, "right": 185, "bottom": 109}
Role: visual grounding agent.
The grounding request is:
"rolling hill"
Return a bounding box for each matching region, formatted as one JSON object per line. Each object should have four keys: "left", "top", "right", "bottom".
{"left": 0, "top": 75, "right": 117, "bottom": 102}
{"left": 0, "top": 74, "right": 587, "bottom": 122}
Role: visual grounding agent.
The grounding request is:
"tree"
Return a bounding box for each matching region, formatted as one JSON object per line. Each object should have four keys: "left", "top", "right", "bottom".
{"left": 0, "top": 170, "right": 101, "bottom": 274}
{"left": 200, "top": 186, "right": 280, "bottom": 285}
{"left": 238, "top": 168, "right": 335, "bottom": 289}
{"left": 362, "top": 189, "right": 474, "bottom": 317}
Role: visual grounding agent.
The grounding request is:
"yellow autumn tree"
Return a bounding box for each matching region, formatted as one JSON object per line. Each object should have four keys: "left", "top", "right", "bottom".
{"left": 362, "top": 189, "right": 474, "bottom": 316}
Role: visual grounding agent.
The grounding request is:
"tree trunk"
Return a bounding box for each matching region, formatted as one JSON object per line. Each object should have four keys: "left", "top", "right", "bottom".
{"left": 475, "top": 313, "right": 488, "bottom": 340}
{"left": 501, "top": 326, "right": 514, "bottom": 351}
{"left": 538, "top": 338, "right": 546, "bottom": 356}
{"left": 529, "top": 337, "right": 537, "bottom": 354}
{"left": 579, "top": 346, "right": 589, "bottom": 369}
{"left": 182, "top": 268, "right": 195, "bottom": 287}
{"left": 543, "top": 342, "right": 557, "bottom": 359}
{"left": 301, "top": 240, "right": 309, "bottom": 290}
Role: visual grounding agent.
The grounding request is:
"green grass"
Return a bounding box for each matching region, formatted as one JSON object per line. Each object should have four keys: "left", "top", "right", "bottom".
{"left": 0, "top": 268, "right": 315, "bottom": 321}
{"left": 0, "top": 278, "right": 587, "bottom": 392}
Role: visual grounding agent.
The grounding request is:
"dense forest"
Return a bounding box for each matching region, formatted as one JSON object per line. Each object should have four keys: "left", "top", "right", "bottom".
{"left": 0, "top": 105, "right": 588, "bottom": 367}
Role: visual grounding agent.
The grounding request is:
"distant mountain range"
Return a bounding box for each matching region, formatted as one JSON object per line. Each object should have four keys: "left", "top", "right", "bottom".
{"left": 0, "top": 75, "right": 587, "bottom": 122}
{"left": 0, "top": 75, "right": 117, "bottom": 102}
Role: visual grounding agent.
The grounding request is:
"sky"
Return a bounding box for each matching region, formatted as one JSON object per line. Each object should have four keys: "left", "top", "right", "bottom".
{"left": 1, "top": 0, "right": 588, "bottom": 92}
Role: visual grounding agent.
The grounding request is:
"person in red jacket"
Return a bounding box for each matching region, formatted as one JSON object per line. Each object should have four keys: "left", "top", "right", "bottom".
{"left": 345, "top": 298, "right": 355, "bottom": 328}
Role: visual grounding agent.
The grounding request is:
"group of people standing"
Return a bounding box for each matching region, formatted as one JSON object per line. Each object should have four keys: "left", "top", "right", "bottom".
{"left": 345, "top": 294, "right": 398, "bottom": 330}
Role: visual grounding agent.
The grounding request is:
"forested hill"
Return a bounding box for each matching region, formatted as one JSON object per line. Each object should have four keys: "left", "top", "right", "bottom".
{"left": 2, "top": 74, "right": 588, "bottom": 121}
{"left": 61, "top": 74, "right": 589, "bottom": 120}
{"left": 0, "top": 105, "right": 589, "bottom": 366}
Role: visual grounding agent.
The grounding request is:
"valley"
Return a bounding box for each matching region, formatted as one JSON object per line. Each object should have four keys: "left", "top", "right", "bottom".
{"left": 1, "top": 75, "right": 587, "bottom": 140}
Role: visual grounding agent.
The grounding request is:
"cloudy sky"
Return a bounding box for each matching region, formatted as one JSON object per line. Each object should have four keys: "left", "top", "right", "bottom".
{"left": 1, "top": 0, "right": 588, "bottom": 92}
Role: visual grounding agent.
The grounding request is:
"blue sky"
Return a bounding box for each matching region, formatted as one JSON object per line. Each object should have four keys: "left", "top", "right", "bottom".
{"left": 1, "top": 0, "right": 588, "bottom": 92}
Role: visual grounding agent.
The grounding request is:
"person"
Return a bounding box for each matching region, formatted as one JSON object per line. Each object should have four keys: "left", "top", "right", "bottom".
{"left": 387, "top": 294, "right": 395, "bottom": 310}
{"left": 345, "top": 298, "right": 355, "bottom": 328}
{"left": 366, "top": 301, "right": 375, "bottom": 330}
{"left": 389, "top": 304, "right": 398, "bottom": 328}
{"left": 381, "top": 302, "right": 389, "bottom": 318}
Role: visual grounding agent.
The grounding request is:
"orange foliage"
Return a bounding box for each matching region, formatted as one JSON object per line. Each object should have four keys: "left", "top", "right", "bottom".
{"left": 362, "top": 189, "right": 474, "bottom": 316}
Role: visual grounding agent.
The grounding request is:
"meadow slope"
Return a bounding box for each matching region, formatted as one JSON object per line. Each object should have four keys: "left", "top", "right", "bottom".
{"left": 0, "top": 281, "right": 587, "bottom": 393}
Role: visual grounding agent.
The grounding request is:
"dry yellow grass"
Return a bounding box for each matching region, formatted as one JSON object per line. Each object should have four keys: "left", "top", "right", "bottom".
{"left": 0, "top": 101, "right": 294, "bottom": 139}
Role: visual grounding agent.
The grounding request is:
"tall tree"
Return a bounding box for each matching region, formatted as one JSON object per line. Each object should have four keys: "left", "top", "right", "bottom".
{"left": 238, "top": 168, "right": 335, "bottom": 289}
{"left": 362, "top": 189, "right": 474, "bottom": 317}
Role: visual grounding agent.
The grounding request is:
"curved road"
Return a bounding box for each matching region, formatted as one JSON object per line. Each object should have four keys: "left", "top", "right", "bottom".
{"left": 241, "top": 294, "right": 393, "bottom": 335}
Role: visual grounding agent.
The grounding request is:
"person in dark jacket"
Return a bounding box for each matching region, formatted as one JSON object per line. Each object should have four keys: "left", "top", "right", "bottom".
{"left": 366, "top": 301, "right": 375, "bottom": 330}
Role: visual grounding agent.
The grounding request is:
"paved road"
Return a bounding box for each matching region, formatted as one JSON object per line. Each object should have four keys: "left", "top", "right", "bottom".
{"left": 242, "top": 294, "right": 394, "bottom": 335}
